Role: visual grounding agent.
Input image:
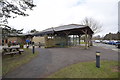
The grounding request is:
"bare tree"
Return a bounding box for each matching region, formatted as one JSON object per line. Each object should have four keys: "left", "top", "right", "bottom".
{"left": 81, "top": 17, "right": 102, "bottom": 34}
{"left": 0, "top": 0, "right": 36, "bottom": 43}
{"left": 0, "top": 0, "right": 36, "bottom": 24}
{"left": 30, "top": 29, "right": 39, "bottom": 33}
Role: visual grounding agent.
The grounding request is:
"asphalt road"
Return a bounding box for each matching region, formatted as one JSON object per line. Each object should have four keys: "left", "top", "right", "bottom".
{"left": 3, "top": 45, "right": 118, "bottom": 78}
{"left": 93, "top": 42, "right": 119, "bottom": 52}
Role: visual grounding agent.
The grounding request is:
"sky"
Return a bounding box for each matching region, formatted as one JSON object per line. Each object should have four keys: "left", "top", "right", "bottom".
{"left": 8, "top": 0, "right": 118, "bottom": 36}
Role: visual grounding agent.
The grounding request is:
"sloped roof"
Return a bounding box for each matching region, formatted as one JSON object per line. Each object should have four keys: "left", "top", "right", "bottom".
{"left": 54, "top": 24, "right": 87, "bottom": 31}
{"left": 42, "top": 24, "right": 88, "bottom": 32}
{"left": 34, "top": 24, "right": 94, "bottom": 36}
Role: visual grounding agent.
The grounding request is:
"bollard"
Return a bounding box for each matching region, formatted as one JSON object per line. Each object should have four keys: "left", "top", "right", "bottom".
{"left": 32, "top": 42, "right": 35, "bottom": 54}
{"left": 96, "top": 51, "right": 100, "bottom": 68}
{"left": 33, "top": 44, "right": 35, "bottom": 54}
{"left": 39, "top": 42, "right": 41, "bottom": 48}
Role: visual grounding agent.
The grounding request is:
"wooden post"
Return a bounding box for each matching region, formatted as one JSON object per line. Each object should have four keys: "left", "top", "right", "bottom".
{"left": 76, "top": 35, "right": 77, "bottom": 46}
{"left": 66, "top": 35, "right": 68, "bottom": 46}
{"left": 88, "top": 35, "right": 90, "bottom": 47}
{"left": 73, "top": 35, "right": 74, "bottom": 46}
{"left": 84, "top": 30, "right": 88, "bottom": 49}
{"left": 81, "top": 30, "right": 88, "bottom": 49}
{"left": 75, "top": 35, "right": 76, "bottom": 46}
{"left": 90, "top": 34, "right": 93, "bottom": 46}
{"left": 78, "top": 35, "right": 81, "bottom": 45}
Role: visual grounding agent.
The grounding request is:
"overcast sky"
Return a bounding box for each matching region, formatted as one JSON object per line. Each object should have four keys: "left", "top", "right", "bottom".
{"left": 8, "top": 0, "right": 118, "bottom": 36}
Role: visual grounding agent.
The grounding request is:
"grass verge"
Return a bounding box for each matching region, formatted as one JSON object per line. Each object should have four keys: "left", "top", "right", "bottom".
{"left": 80, "top": 42, "right": 86, "bottom": 44}
{"left": 2, "top": 48, "right": 39, "bottom": 76}
{"left": 48, "top": 60, "right": 119, "bottom": 78}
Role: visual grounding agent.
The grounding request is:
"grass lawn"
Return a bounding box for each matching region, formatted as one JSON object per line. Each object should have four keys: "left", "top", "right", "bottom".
{"left": 80, "top": 42, "right": 86, "bottom": 44}
{"left": 48, "top": 60, "right": 119, "bottom": 78}
{"left": 0, "top": 55, "right": 2, "bottom": 77}
{"left": 2, "top": 48, "right": 39, "bottom": 76}
{"left": 72, "top": 41, "right": 86, "bottom": 44}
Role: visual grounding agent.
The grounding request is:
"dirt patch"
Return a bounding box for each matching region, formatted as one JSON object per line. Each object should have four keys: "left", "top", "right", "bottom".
{"left": 111, "top": 66, "right": 120, "bottom": 72}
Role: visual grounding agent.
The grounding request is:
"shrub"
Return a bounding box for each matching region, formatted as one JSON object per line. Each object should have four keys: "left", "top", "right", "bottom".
{"left": 20, "top": 44, "right": 24, "bottom": 49}
{"left": 8, "top": 43, "right": 11, "bottom": 47}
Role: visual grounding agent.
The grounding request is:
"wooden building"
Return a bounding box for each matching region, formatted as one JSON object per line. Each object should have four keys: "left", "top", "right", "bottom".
{"left": 33, "top": 24, "right": 94, "bottom": 49}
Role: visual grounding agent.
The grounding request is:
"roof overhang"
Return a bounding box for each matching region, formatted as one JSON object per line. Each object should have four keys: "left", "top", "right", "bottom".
{"left": 33, "top": 24, "right": 94, "bottom": 36}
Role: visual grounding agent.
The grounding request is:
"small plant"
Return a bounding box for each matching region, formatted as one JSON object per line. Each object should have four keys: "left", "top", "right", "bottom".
{"left": 8, "top": 43, "right": 11, "bottom": 47}
{"left": 20, "top": 44, "right": 24, "bottom": 49}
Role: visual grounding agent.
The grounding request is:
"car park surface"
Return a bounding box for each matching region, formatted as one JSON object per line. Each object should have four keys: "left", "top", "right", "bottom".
{"left": 4, "top": 45, "right": 118, "bottom": 78}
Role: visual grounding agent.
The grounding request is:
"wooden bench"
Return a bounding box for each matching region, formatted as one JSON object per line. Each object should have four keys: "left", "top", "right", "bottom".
{"left": 4, "top": 51, "right": 19, "bottom": 57}
{"left": 19, "top": 49, "right": 24, "bottom": 54}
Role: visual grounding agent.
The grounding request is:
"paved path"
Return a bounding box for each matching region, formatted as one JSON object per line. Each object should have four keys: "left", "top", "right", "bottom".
{"left": 4, "top": 46, "right": 118, "bottom": 78}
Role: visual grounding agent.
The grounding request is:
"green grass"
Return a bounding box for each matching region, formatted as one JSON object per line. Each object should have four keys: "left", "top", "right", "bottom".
{"left": 0, "top": 56, "right": 2, "bottom": 77}
{"left": 48, "top": 61, "right": 119, "bottom": 78}
{"left": 72, "top": 41, "right": 86, "bottom": 44}
{"left": 80, "top": 42, "right": 86, "bottom": 44}
{"left": 2, "top": 48, "right": 39, "bottom": 76}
